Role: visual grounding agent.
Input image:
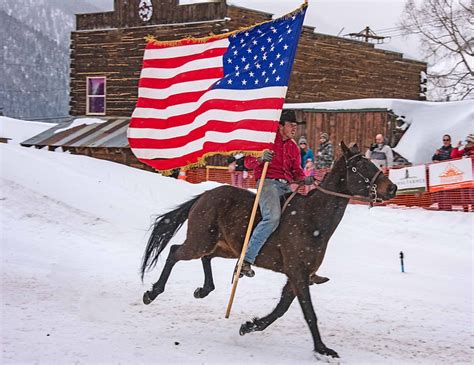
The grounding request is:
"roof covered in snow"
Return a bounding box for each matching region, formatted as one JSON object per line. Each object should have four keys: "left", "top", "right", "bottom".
{"left": 20, "top": 117, "right": 130, "bottom": 149}
{"left": 285, "top": 98, "right": 474, "bottom": 164}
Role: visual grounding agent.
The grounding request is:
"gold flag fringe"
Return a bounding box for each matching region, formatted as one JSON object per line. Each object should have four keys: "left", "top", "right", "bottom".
{"left": 144, "top": 1, "right": 308, "bottom": 46}
{"left": 157, "top": 150, "right": 264, "bottom": 176}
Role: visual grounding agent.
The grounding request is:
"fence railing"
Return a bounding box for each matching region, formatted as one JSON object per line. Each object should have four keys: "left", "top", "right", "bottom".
{"left": 185, "top": 157, "right": 473, "bottom": 212}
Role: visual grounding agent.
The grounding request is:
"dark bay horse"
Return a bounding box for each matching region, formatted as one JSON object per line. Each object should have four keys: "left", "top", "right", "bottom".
{"left": 140, "top": 142, "right": 397, "bottom": 358}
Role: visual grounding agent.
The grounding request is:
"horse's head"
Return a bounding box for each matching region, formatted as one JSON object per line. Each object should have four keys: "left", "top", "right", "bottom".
{"left": 340, "top": 141, "right": 397, "bottom": 202}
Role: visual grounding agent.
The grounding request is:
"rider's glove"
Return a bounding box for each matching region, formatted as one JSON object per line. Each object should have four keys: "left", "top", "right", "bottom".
{"left": 259, "top": 149, "right": 274, "bottom": 163}
{"left": 304, "top": 176, "right": 315, "bottom": 185}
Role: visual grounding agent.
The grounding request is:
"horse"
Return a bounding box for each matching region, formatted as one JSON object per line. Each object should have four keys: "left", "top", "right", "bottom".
{"left": 140, "top": 141, "right": 397, "bottom": 358}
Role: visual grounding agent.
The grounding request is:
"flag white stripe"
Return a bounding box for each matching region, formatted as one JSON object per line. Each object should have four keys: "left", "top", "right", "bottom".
{"left": 130, "top": 129, "right": 276, "bottom": 159}
{"left": 140, "top": 56, "right": 223, "bottom": 79}
{"left": 137, "top": 78, "right": 219, "bottom": 100}
{"left": 128, "top": 109, "right": 281, "bottom": 139}
{"left": 133, "top": 86, "right": 287, "bottom": 118}
{"left": 144, "top": 39, "right": 229, "bottom": 60}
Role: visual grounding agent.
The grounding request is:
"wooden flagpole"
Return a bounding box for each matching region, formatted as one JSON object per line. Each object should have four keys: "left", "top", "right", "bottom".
{"left": 225, "top": 161, "right": 270, "bottom": 318}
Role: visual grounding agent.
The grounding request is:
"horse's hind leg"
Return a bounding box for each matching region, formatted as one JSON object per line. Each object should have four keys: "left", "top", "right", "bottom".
{"left": 239, "top": 280, "right": 295, "bottom": 335}
{"left": 143, "top": 244, "right": 181, "bottom": 304}
{"left": 193, "top": 256, "right": 215, "bottom": 299}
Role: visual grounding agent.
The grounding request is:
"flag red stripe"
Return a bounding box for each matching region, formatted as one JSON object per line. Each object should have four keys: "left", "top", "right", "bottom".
{"left": 135, "top": 90, "right": 208, "bottom": 110}
{"left": 132, "top": 98, "right": 284, "bottom": 128}
{"left": 138, "top": 67, "right": 223, "bottom": 89}
{"left": 128, "top": 120, "right": 278, "bottom": 149}
{"left": 142, "top": 47, "right": 227, "bottom": 69}
{"left": 137, "top": 140, "right": 273, "bottom": 170}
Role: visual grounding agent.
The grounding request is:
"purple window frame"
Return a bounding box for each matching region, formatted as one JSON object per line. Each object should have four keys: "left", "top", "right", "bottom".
{"left": 86, "top": 77, "right": 106, "bottom": 115}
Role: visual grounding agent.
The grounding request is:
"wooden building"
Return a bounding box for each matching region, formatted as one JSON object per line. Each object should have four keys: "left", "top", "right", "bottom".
{"left": 20, "top": 0, "right": 419, "bottom": 178}
{"left": 70, "top": 0, "right": 427, "bottom": 117}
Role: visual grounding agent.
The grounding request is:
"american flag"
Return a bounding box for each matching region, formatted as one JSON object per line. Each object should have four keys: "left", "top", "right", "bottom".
{"left": 128, "top": 4, "right": 307, "bottom": 172}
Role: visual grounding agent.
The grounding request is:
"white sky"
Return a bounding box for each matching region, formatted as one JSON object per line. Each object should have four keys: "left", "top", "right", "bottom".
{"left": 228, "top": 0, "right": 423, "bottom": 60}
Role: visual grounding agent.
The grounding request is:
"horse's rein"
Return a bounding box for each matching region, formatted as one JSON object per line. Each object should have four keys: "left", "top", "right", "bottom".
{"left": 281, "top": 155, "right": 382, "bottom": 212}
{"left": 311, "top": 183, "right": 373, "bottom": 202}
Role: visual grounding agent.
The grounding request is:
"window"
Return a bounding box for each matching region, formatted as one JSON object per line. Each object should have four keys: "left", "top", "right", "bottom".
{"left": 86, "top": 77, "right": 106, "bottom": 115}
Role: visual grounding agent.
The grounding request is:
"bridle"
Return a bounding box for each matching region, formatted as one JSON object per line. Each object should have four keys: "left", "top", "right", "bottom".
{"left": 282, "top": 153, "right": 383, "bottom": 213}
{"left": 282, "top": 153, "right": 382, "bottom": 212}
{"left": 339, "top": 153, "right": 383, "bottom": 206}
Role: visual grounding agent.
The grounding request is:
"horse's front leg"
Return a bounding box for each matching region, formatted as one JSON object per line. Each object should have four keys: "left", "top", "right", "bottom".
{"left": 290, "top": 274, "right": 339, "bottom": 358}
{"left": 193, "top": 256, "right": 215, "bottom": 299}
{"left": 239, "top": 279, "right": 295, "bottom": 335}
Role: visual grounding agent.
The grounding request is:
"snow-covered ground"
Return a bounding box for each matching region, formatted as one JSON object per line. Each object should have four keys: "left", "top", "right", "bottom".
{"left": 1, "top": 120, "right": 473, "bottom": 364}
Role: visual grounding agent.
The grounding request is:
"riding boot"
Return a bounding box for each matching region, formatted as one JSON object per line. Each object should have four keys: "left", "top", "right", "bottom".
{"left": 309, "top": 273, "right": 330, "bottom": 285}
{"left": 235, "top": 260, "right": 255, "bottom": 278}
{"left": 240, "top": 261, "right": 255, "bottom": 278}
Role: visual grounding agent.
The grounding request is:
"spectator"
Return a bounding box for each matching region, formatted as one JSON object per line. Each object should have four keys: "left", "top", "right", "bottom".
{"left": 450, "top": 134, "right": 474, "bottom": 212}
{"left": 451, "top": 134, "right": 474, "bottom": 158}
{"left": 365, "top": 133, "right": 394, "bottom": 170}
{"left": 432, "top": 134, "right": 453, "bottom": 161}
{"left": 227, "top": 153, "right": 246, "bottom": 188}
{"left": 304, "top": 158, "right": 316, "bottom": 194}
{"left": 298, "top": 136, "right": 314, "bottom": 169}
{"left": 169, "top": 168, "right": 180, "bottom": 179}
{"left": 315, "top": 132, "right": 334, "bottom": 170}
{"left": 432, "top": 135, "right": 454, "bottom": 211}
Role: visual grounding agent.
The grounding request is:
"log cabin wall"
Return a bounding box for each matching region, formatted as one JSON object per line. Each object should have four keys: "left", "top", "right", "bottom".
{"left": 70, "top": 0, "right": 426, "bottom": 116}
{"left": 289, "top": 30, "right": 426, "bottom": 102}
{"left": 205, "top": 109, "right": 393, "bottom": 166}
{"left": 293, "top": 109, "right": 392, "bottom": 160}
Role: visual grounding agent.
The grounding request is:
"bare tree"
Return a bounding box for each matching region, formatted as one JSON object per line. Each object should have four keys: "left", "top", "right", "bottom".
{"left": 400, "top": 0, "right": 473, "bottom": 100}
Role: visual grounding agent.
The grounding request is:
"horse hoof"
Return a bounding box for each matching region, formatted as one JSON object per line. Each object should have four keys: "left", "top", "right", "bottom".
{"left": 193, "top": 288, "right": 205, "bottom": 298}
{"left": 143, "top": 291, "right": 156, "bottom": 305}
{"left": 239, "top": 320, "right": 257, "bottom": 336}
{"left": 315, "top": 346, "right": 339, "bottom": 359}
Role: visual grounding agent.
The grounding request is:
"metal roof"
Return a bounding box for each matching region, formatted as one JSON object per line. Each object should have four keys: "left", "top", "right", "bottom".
{"left": 21, "top": 117, "right": 130, "bottom": 148}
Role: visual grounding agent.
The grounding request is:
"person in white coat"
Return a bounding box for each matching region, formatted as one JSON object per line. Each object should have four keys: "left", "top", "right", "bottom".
{"left": 365, "top": 134, "right": 394, "bottom": 170}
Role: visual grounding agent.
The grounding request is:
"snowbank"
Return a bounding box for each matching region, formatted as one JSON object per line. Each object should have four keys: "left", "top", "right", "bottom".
{"left": 0, "top": 116, "right": 56, "bottom": 144}
{"left": 286, "top": 98, "right": 474, "bottom": 164}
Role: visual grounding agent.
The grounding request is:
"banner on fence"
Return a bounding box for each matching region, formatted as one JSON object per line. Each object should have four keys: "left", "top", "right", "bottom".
{"left": 389, "top": 165, "right": 427, "bottom": 195}
{"left": 429, "top": 158, "right": 474, "bottom": 192}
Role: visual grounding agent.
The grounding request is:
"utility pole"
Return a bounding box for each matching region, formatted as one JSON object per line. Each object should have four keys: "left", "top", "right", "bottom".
{"left": 346, "top": 26, "right": 389, "bottom": 44}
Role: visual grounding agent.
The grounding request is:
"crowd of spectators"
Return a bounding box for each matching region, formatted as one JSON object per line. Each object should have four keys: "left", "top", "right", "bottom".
{"left": 430, "top": 133, "right": 473, "bottom": 211}
{"left": 224, "top": 129, "right": 472, "bottom": 211}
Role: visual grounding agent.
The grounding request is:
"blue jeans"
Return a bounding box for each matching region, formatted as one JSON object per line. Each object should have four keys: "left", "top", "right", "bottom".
{"left": 244, "top": 179, "right": 292, "bottom": 264}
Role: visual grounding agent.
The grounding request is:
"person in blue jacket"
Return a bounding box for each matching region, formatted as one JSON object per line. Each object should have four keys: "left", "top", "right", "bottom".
{"left": 298, "top": 136, "right": 314, "bottom": 169}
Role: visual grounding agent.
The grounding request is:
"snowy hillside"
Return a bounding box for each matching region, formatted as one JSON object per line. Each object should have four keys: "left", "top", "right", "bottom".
{"left": 1, "top": 120, "right": 472, "bottom": 363}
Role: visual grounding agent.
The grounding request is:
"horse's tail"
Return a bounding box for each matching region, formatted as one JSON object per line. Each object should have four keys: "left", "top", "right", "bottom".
{"left": 140, "top": 194, "right": 202, "bottom": 280}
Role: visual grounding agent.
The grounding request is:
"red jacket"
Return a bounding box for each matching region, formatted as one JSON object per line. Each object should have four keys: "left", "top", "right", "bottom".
{"left": 245, "top": 132, "right": 305, "bottom": 182}
{"left": 450, "top": 146, "right": 473, "bottom": 158}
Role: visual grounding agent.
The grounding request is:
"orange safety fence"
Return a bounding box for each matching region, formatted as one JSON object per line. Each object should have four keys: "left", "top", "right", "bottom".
{"left": 185, "top": 157, "right": 473, "bottom": 212}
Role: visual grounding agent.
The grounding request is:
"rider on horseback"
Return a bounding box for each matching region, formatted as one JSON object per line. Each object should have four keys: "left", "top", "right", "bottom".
{"left": 240, "top": 110, "right": 327, "bottom": 284}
